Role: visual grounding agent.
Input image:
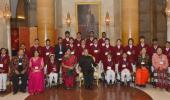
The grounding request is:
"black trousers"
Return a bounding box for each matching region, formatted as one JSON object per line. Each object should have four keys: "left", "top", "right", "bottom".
{"left": 12, "top": 74, "right": 27, "bottom": 93}
{"left": 83, "top": 72, "right": 94, "bottom": 88}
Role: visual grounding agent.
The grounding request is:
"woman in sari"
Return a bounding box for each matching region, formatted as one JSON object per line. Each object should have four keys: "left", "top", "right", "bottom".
{"left": 62, "top": 48, "right": 77, "bottom": 89}
{"left": 28, "top": 50, "right": 44, "bottom": 95}
{"left": 152, "top": 47, "right": 169, "bottom": 89}
{"left": 136, "top": 48, "right": 150, "bottom": 87}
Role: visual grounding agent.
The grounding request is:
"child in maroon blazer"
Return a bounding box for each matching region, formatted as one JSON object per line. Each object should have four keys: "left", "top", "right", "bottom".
{"left": 0, "top": 48, "right": 10, "bottom": 92}
{"left": 118, "top": 52, "right": 132, "bottom": 85}
{"left": 47, "top": 54, "right": 59, "bottom": 87}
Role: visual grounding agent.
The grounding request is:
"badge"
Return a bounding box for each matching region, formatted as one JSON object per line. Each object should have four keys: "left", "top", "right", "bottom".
{"left": 59, "top": 51, "right": 63, "bottom": 54}
{"left": 117, "top": 52, "right": 121, "bottom": 56}
{"left": 77, "top": 44, "right": 80, "bottom": 47}
{"left": 105, "top": 52, "right": 108, "bottom": 55}
{"left": 102, "top": 43, "right": 105, "bottom": 46}
{"left": 127, "top": 51, "right": 131, "bottom": 55}
{"left": 35, "top": 67, "right": 38, "bottom": 70}
{"left": 46, "top": 52, "right": 50, "bottom": 56}
{"left": 58, "top": 58, "right": 62, "bottom": 61}
{"left": 90, "top": 43, "right": 93, "bottom": 46}
{"left": 94, "top": 50, "right": 98, "bottom": 53}
{"left": 122, "top": 64, "right": 126, "bottom": 68}
{"left": 71, "top": 51, "right": 75, "bottom": 55}
{"left": 19, "top": 63, "right": 22, "bottom": 66}
{"left": 141, "top": 62, "right": 145, "bottom": 65}
{"left": 160, "top": 61, "right": 164, "bottom": 65}
{"left": 0, "top": 64, "right": 3, "bottom": 68}
{"left": 107, "top": 66, "right": 111, "bottom": 70}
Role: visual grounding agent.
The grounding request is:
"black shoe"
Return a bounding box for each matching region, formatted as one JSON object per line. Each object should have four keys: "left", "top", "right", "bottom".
{"left": 13, "top": 91, "right": 18, "bottom": 95}
{"left": 20, "top": 89, "right": 26, "bottom": 93}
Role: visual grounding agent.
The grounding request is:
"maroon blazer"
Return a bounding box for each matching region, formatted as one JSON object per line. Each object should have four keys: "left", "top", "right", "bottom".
{"left": 124, "top": 45, "right": 137, "bottom": 64}
{"left": 0, "top": 55, "right": 10, "bottom": 73}
{"left": 86, "top": 38, "right": 94, "bottom": 49}
{"left": 74, "top": 39, "right": 82, "bottom": 48}
{"left": 63, "top": 38, "right": 70, "bottom": 47}
{"left": 163, "top": 47, "right": 170, "bottom": 65}
{"left": 149, "top": 45, "right": 160, "bottom": 58}
{"left": 89, "top": 44, "right": 101, "bottom": 63}
{"left": 47, "top": 60, "right": 58, "bottom": 74}
{"left": 30, "top": 45, "right": 43, "bottom": 57}
{"left": 118, "top": 58, "right": 132, "bottom": 72}
{"left": 100, "top": 45, "right": 114, "bottom": 62}
{"left": 136, "top": 43, "right": 150, "bottom": 56}
{"left": 113, "top": 45, "right": 124, "bottom": 64}
{"left": 98, "top": 38, "right": 106, "bottom": 47}
{"left": 42, "top": 46, "right": 55, "bottom": 64}
{"left": 103, "top": 58, "right": 115, "bottom": 72}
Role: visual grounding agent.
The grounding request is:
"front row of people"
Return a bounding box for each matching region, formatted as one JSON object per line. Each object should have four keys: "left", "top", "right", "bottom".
{"left": 0, "top": 46, "right": 169, "bottom": 95}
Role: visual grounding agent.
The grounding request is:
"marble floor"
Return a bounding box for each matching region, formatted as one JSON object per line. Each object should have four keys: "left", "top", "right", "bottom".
{"left": 0, "top": 84, "right": 170, "bottom": 100}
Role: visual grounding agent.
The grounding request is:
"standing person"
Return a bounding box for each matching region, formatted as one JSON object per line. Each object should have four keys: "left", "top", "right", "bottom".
{"left": 137, "top": 36, "right": 150, "bottom": 56}
{"left": 62, "top": 48, "right": 77, "bottom": 89}
{"left": 124, "top": 38, "right": 137, "bottom": 73}
{"left": 47, "top": 54, "right": 59, "bottom": 87}
{"left": 0, "top": 48, "right": 10, "bottom": 93}
{"left": 86, "top": 31, "right": 95, "bottom": 48}
{"left": 55, "top": 37, "right": 66, "bottom": 66}
{"left": 74, "top": 32, "right": 82, "bottom": 48}
{"left": 30, "top": 39, "right": 43, "bottom": 57}
{"left": 152, "top": 47, "right": 169, "bottom": 89}
{"left": 28, "top": 50, "right": 44, "bottom": 95}
{"left": 136, "top": 48, "right": 150, "bottom": 87}
{"left": 63, "top": 31, "right": 71, "bottom": 46}
{"left": 149, "top": 39, "right": 159, "bottom": 58}
{"left": 43, "top": 39, "right": 54, "bottom": 65}
{"left": 11, "top": 49, "right": 28, "bottom": 94}
{"left": 67, "top": 37, "right": 76, "bottom": 55}
{"left": 79, "top": 49, "right": 96, "bottom": 89}
{"left": 100, "top": 38, "right": 114, "bottom": 62}
{"left": 20, "top": 43, "right": 29, "bottom": 57}
{"left": 11, "top": 30, "right": 19, "bottom": 56}
{"left": 163, "top": 41, "right": 170, "bottom": 74}
{"left": 98, "top": 32, "right": 107, "bottom": 47}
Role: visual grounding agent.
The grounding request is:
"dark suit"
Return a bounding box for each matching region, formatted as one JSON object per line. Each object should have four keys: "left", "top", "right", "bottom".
{"left": 11, "top": 56, "right": 28, "bottom": 93}
{"left": 55, "top": 44, "right": 66, "bottom": 66}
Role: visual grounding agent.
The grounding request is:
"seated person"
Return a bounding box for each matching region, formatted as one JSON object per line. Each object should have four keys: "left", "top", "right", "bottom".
{"left": 118, "top": 52, "right": 132, "bottom": 85}
{"left": 136, "top": 48, "right": 150, "bottom": 87}
{"left": 103, "top": 53, "right": 115, "bottom": 85}
{"left": 11, "top": 49, "right": 28, "bottom": 94}
{"left": 79, "top": 49, "right": 96, "bottom": 89}
{"left": 47, "top": 54, "right": 59, "bottom": 87}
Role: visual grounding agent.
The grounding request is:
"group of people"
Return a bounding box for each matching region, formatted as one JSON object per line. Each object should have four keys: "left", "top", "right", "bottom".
{"left": 0, "top": 31, "right": 169, "bottom": 95}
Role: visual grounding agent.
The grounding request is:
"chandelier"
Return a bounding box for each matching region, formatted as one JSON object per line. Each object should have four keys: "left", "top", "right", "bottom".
{"left": 3, "top": 1, "right": 11, "bottom": 19}
{"left": 166, "top": 0, "right": 170, "bottom": 17}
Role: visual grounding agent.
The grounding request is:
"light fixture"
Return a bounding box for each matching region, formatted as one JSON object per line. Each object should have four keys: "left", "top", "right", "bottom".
{"left": 66, "top": 12, "right": 71, "bottom": 27}
{"left": 105, "top": 12, "right": 110, "bottom": 26}
{"left": 3, "top": 2, "right": 11, "bottom": 19}
{"left": 166, "top": 0, "right": 170, "bottom": 17}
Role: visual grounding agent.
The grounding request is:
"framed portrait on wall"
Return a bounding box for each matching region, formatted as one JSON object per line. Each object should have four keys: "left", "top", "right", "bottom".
{"left": 76, "top": 2, "right": 101, "bottom": 38}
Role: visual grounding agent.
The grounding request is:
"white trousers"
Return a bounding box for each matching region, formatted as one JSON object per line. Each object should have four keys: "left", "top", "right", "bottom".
{"left": 121, "top": 69, "right": 131, "bottom": 82}
{"left": 48, "top": 72, "right": 58, "bottom": 85}
{"left": 97, "top": 61, "right": 104, "bottom": 79}
{"left": 168, "top": 67, "right": 170, "bottom": 74}
{"left": 0, "top": 73, "right": 7, "bottom": 91}
{"left": 105, "top": 69, "right": 115, "bottom": 84}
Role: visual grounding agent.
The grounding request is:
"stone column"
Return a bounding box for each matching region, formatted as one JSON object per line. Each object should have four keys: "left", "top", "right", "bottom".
{"left": 122, "top": 0, "right": 139, "bottom": 45}
{"left": 37, "top": 0, "right": 55, "bottom": 46}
